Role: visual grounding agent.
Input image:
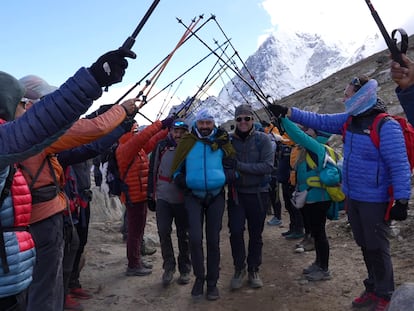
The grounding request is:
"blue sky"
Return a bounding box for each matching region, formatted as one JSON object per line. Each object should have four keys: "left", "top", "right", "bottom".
{"left": 1, "top": 0, "right": 413, "bottom": 124}
{"left": 1, "top": 1, "right": 269, "bottom": 100}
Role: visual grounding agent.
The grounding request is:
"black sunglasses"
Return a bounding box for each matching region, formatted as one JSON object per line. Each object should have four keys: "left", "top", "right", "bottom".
{"left": 236, "top": 116, "right": 253, "bottom": 122}
{"left": 351, "top": 77, "right": 361, "bottom": 87}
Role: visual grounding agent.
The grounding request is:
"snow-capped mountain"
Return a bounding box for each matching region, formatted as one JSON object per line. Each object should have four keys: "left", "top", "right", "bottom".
{"left": 185, "top": 28, "right": 382, "bottom": 124}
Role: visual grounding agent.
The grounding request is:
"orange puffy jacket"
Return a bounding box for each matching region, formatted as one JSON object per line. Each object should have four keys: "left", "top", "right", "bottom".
{"left": 116, "top": 121, "right": 168, "bottom": 204}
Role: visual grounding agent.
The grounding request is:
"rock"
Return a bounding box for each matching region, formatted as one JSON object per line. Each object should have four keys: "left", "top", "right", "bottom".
{"left": 90, "top": 186, "right": 124, "bottom": 223}
{"left": 388, "top": 282, "right": 414, "bottom": 311}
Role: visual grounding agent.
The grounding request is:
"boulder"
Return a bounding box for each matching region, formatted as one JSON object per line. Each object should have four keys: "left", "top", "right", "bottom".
{"left": 388, "top": 282, "right": 414, "bottom": 311}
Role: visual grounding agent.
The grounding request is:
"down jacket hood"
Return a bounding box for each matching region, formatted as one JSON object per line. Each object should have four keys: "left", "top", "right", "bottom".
{"left": 0, "top": 71, "right": 25, "bottom": 121}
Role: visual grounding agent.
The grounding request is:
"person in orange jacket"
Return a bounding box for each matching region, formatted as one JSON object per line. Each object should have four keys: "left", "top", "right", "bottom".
{"left": 116, "top": 116, "right": 174, "bottom": 276}
{"left": 18, "top": 76, "right": 138, "bottom": 311}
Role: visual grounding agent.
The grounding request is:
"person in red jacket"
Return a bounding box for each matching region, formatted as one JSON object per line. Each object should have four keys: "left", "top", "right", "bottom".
{"left": 116, "top": 116, "right": 173, "bottom": 276}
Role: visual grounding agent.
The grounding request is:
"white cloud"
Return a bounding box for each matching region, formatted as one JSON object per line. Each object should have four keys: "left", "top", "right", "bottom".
{"left": 261, "top": 0, "right": 414, "bottom": 46}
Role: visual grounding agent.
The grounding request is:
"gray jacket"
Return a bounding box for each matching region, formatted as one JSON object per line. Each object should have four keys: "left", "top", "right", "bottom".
{"left": 231, "top": 129, "right": 274, "bottom": 193}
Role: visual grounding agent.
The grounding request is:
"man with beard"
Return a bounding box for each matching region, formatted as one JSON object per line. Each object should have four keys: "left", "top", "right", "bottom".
{"left": 170, "top": 109, "right": 236, "bottom": 301}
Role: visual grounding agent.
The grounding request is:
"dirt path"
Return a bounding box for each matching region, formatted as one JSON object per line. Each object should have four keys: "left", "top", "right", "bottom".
{"left": 78, "top": 208, "right": 414, "bottom": 311}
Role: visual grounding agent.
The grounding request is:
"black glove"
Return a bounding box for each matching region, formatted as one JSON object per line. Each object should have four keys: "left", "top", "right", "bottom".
{"left": 260, "top": 120, "right": 271, "bottom": 128}
{"left": 174, "top": 173, "right": 187, "bottom": 190}
{"left": 161, "top": 116, "right": 175, "bottom": 129}
{"left": 268, "top": 103, "right": 288, "bottom": 118}
{"left": 222, "top": 157, "right": 238, "bottom": 169}
{"left": 389, "top": 199, "right": 409, "bottom": 221}
{"left": 121, "top": 117, "right": 136, "bottom": 132}
{"left": 89, "top": 48, "right": 136, "bottom": 88}
{"left": 147, "top": 197, "right": 156, "bottom": 212}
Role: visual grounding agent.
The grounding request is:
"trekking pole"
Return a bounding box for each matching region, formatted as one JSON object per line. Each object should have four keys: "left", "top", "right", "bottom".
{"left": 145, "top": 38, "right": 231, "bottom": 104}
{"left": 363, "top": 0, "right": 408, "bottom": 67}
{"left": 121, "top": 0, "right": 161, "bottom": 50}
{"left": 112, "top": 15, "right": 214, "bottom": 105}
{"left": 103, "top": 0, "right": 161, "bottom": 92}
{"left": 213, "top": 16, "right": 268, "bottom": 100}
{"left": 177, "top": 18, "right": 268, "bottom": 105}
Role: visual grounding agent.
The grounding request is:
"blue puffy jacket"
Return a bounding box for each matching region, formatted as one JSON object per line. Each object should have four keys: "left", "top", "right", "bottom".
{"left": 0, "top": 68, "right": 102, "bottom": 168}
{"left": 184, "top": 128, "right": 226, "bottom": 199}
{"left": 289, "top": 107, "right": 411, "bottom": 202}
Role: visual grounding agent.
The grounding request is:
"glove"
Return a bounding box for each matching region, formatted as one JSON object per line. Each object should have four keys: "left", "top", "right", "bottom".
{"left": 89, "top": 48, "right": 136, "bottom": 88}
{"left": 268, "top": 103, "right": 288, "bottom": 118}
{"left": 389, "top": 199, "right": 409, "bottom": 221}
{"left": 161, "top": 116, "right": 175, "bottom": 129}
{"left": 121, "top": 117, "right": 136, "bottom": 132}
{"left": 174, "top": 173, "right": 187, "bottom": 190}
{"left": 260, "top": 120, "right": 270, "bottom": 128}
{"left": 222, "top": 157, "right": 238, "bottom": 169}
{"left": 147, "top": 197, "right": 156, "bottom": 212}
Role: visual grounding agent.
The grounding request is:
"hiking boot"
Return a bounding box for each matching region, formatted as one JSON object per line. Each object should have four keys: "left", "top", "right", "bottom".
{"left": 162, "top": 270, "right": 174, "bottom": 287}
{"left": 177, "top": 272, "right": 191, "bottom": 285}
{"left": 248, "top": 271, "right": 263, "bottom": 288}
{"left": 230, "top": 269, "right": 246, "bottom": 290}
{"left": 125, "top": 266, "right": 152, "bottom": 276}
{"left": 305, "top": 267, "right": 331, "bottom": 281}
{"left": 191, "top": 278, "right": 204, "bottom": 299}
{"left": 352, "top": 291, "right": 377, "bottom": 308}
{"left": 206, "top": 286, "right": 220, "bottom": 301}
{"left": 303, "top": 236, "right": 315, "bottom": 251}
{"left": 302, "top": 262, "right": 320, "bottom": 275}
{"left": 285, "top": 232, "right": 305, "bottom": 240}
{"left": 64, "top": 295, "right": 84, "bottom": 311}
{"left": 369, "top": 297, "right": 389, "bottom": 311}
{"left": 140, "top": 259, "right": 153, "bottom": 269}
{"left": 267, "top": 216, "right": 282, "bottom": 226}
{"left": 294, "top": 244, "right": 305, "bottom": 253}
{"left": 281, "top": 230, "right": 292, "bottom": 237}
{"left": 69, "top": 287, "right": 92, "bottom": 300}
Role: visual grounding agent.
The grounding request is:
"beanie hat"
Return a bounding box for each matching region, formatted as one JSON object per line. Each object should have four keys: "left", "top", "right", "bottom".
{"left": 234, "top": 104, "right": 254, "bottom": 117}
{"left": 0, "top": 71, "right": 25, "bottom": 121}
{"left": 195, "top": 108, "right": 214, "bottom": 122}
{"left": 19, "top": 75, "right": 58, "bottom": 100}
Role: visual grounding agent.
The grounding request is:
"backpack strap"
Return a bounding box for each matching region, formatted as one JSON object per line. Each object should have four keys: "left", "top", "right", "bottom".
{"left": 341, "top": 116, "right": 353, "bottom": 143}
{"left": 0, "top": 165, "right": 16, "bottom": 274}
{"left": 369, "top": 112, "right": 390, "bottom": 148}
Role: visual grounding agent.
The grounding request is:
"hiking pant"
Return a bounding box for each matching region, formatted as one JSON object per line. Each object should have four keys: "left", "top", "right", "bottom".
{"left": 347, "top": 199, "right": 394, "bottom": 300}
{"left": 126, "top": 201, "right": 147, "bottom": 268}
{"left": 63, "top": 224, "right": 80, "bottom": 295}
{"left": 27, "top": 213, "right": 64, "bottom": 311}
{"left": 185, "top": 192, "right": 225, "bottom": 287}
{"left": 303, "top": 201, "right": 330, "bottom": 269}
{"left": 0, "top": 291, "right": 26, "bottom": 311}
{"left": 269, "top": 177, "right": 282, "bottom": 219}
{"left": 282, "top": 183, "right": 304, "bottom": 234}
{"left": 69, "top": 204, "right": 90, "bottom": 289}
{"left": 156, "top": 199, "right": 191, "bottom": 274}
{"left": 228, "top": 192, "right": 268, "bottom": 272}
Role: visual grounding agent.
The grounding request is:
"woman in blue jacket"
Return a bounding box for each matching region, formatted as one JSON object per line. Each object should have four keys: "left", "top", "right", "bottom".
{"left": 269, "top": 76, "right": 411, "bottom": 311}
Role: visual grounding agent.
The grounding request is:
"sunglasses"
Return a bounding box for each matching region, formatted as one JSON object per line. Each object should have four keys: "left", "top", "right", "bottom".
{"left": 172, "top": 121, "right": 188, "bottom": 129}
{"left": 351, "top": 77, "right": 361, "bottom": 87}
{"left": 236, "top": 116, "right": 253, "bottom": 122}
